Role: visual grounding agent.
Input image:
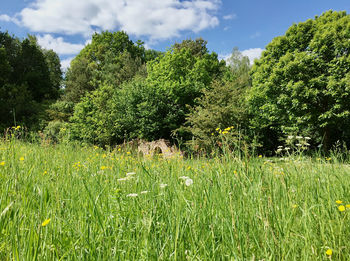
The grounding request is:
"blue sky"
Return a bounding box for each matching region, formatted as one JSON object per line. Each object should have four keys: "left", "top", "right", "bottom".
{"left": 1, "top": 0, "right": 349, "bottom": 70}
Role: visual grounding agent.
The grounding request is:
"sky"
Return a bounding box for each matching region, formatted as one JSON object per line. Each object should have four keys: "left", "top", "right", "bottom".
{"left": 1, "top": 0, "right": 349, "bottom": 70}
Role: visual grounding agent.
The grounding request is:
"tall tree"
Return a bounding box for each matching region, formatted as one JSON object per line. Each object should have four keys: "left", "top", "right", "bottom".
{"left": 248, "top": 10, "right": 350, "bottom": 151}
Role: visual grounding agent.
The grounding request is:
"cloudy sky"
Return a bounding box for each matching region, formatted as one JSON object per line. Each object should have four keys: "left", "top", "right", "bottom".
{"left": 1, "top": 0, "right": 349, "bottom": 70}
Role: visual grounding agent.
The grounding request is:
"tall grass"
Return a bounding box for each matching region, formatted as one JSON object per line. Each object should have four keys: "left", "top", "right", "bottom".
{"left": 0, "top": 139, "right": 350, "bottom": 260}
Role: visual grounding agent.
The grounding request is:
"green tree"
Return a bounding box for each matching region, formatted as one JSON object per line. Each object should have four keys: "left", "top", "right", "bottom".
{"left": 185, "top": 48, "right": 251, "bottom": 152}
{"left": 248, "top": 10, "right": 350, "bottom": 151}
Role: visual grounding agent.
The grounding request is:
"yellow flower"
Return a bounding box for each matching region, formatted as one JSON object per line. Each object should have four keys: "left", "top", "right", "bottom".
{"left": 100, "top": 166, "right": 107, "bottom": 170}
{"left": 41, "top": 218, "right": 51, "bottom": 227}
{"left": 336, "top": 200, "right": 342, "bottom": 204}
{"left": 0, "top": 161, "right": 5, "bottom": 166}
{"left": 326, "top": 157, "right": 332, "bottom": 161}
{"left": 222, "top": 131, "right": 228, "bottom": 134}
{"left": 292, "top": 204, "right": 298, "bottom": 209}
{"left": 338, "top": 205, "right": 345, "bottom": 212}
{"left": 43, "top": 171, "right": 48, "bottom": 175}
{"left": 258, "top": 155, "right": 262, "bottom": 158}
{"left": 126, "top": 152, "right": 131, "bottom": 155}
{"left": 346, "top": 204, "right": 350, "bottom": 209}
{"left": 215, "top": 127, "right": 220, "bottom": 131}
{"left": 19, "top": 157, "right": 24, "bottom": 161}
{"left": 326, "top": 249, "right": 332, "bottom": 256}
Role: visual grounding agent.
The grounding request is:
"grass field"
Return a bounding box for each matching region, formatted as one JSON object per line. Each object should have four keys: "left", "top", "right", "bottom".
{"left": 1, "top": 139, "right": 350, "bottom": 260}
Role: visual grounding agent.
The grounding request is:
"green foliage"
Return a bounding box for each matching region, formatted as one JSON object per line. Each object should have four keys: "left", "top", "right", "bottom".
{"left": 64, "top": 31, "right": 154, "bottom": 103}
{"left": 185, "top": 48, "right": 252, "bottom": 152}
{"left": 0, "top": 31, "right": 62, "bottom": 130}
{"left": 146, "top": 40, "right": 226, "bottom": 138}
{"left": 248, "top": 10, "right": 350, "bottom": 151}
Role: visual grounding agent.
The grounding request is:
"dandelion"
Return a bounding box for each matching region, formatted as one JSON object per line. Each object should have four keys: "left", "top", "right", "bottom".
{"left": 42, "top": 218, "right": 51, "bottom": 227}
{"left": 338, "top": 205, "right": 345, "bottom": 212}
{"left": 126, "top": 193, "right": 138, "bottom": 197}
{"left": 326, "top": 249, "right": 332, "bottom": 256}
{"left": 185, "top": 178, "right": 193, "bottom": 186}
{"left": 336, "top": 200, "right": 342, "bottom": 204}
{"left": 160, "top": 183, "right": 168, "bottom": 189}
{"left": 0, "top": 161, "right": 5, "bottom": 166}
{"left": 346, "top": 204, "right": 350, "bottom": 209}
{"left": 43, "top": 171, "right": 48, "bottom": 175}
{"left": 100, "top": 166, "right": 107, "bottom": 170}
{"left": 19, "top": 157, "right": 24, "bottom": 161}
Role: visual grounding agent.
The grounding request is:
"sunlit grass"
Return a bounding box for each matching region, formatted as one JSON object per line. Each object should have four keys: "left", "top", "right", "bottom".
{"left": 0, "top": 140, "right": 350, "bottom": 260}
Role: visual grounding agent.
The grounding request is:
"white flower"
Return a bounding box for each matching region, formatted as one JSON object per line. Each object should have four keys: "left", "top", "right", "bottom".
{"left": 277, "top": 145, "right": 283, "bottom": 148}
{"left": 126, "top": 172, "right": 136, "bottom": 176}
{"left": 159, "top": 183, "right": 168, "bottom": 189}
{"left": 276, "top": 148, "right": 283, "bottom": 153}
{"left": 117, "top": 176, "right": 134, "bottom": 182}
{"left": 126, "top": 193, "right": 138, "bottom": 197}
{"left": 305, "top": 137, "right": 311, "bottom": 140}
{"left": 296, "top": 136, "right": 303, "bottom": 139}
{"left": 284, "top": 147, "right": 290, "bottom": 150}
{"left": 287, "top": 135, "right": 294, "bottom": 139}
{"left": 296, "top": 143, "right": 302, "bottom": 147}
{"left": 185, "top": 178, "right": 193, "bottom": 186}
{"left": 141, "top": 191, "right": 149, "bottom": 194}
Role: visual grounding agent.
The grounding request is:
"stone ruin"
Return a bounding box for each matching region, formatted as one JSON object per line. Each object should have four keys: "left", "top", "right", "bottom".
{"left": 138, "top": 139, "right": 182, "bottom": 159}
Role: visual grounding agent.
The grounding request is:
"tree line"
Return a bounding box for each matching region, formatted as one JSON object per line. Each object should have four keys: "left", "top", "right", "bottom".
{"left": 1, "top": 10, "right": 350, "bottom": 154}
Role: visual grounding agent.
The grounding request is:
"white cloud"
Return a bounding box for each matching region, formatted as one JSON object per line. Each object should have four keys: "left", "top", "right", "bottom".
{"left": 241, "top": 48, "right": 264, "bottom": 64}
{"left": 220, "top": 48, "right": 264, "bottom": 65}
{"left": 250, "top": 32, "right": 261, "bottom": 39}
{"left": 60, "top": 57, "right": 74, "bottom": 71}
{"left": 0, "top": 14, "right": 20, "bottom": 24}
{"left": 223, "top": 14, "right": 236, "bottom": 20}
{"left": 37, "top": 34, "right": 85, "bottom": 55}
{"left": 13, "top": 0, "right": 220, "bottom": 40}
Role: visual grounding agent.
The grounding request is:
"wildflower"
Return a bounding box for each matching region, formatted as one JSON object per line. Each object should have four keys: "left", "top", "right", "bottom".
{"left": 338, "top": 205, "right": 345, "bottom": 212}
{"left": 102, "top": 154, "right": 107, "bottom": 158}
{"left": 215, "top": 127, "right": 220, "bottom": 131}
{"left": 336, "top": 200, "right": 342, "bottom": 204}
{"left": 159, "top": 183, "right": 168, "bottom": 189}
{"left": 305, "top": 137, "right": 311, "bottom": 140}
{"left": 117, "top": 177, "right": 133, "bottom": 181}
{"left": 222, "top": 131, "right": 228, "bottom": 134}
{"left": 296, "top": 143, "right": 302, "bottom": 147}
{"left": 126, "top": 152, "right": 131, "bottom": 155}
{"left": 126, "top": 193, "right": 138, "bottom": 197}
{"left": 326, "top": 157, "right": 332, "bottom": 161}
{"left": 276, "top": 148, "right": 283, "bottom": 153}
{"left": 185, "top": 178, "right": 193, "bottom": 186}
{"left": 141, "top": 191, "right": 150, "bottom": 194}
{"left": 43, "top": 171, "right": 48, "bottom": 175}
{"left": 19, "top": 157, "right": 24, "bottom": 161}
{"left": 100, "top": 166, "right": 107, "bottom": 170}
{"left": 287, "top": 135, "right": 294, "bottom": 139}
{"left": 326, "top": 249, "right": 332, "bottom": 256}
{"left": 233, "top": 170, "right": 238, "bottom": 175}
{"left": 292, "top": 204, "right": 298, "bottom": 209}
{"left": 296, "top": 136, "right": 303, "bottom": 139}
{"left": 346, "top": 204, "right": 350, "bottom": 209}
{"left": 42, "top": 218, "right": 51, "bottom": 227}
{"left": 0, "top": 161, "right": 5, "bottom": 166}
{"left": 258, "top": 155, "right": 262, "bottom": 158}
{"left": 187, "top": 166, "right": 191, "bottom": 170}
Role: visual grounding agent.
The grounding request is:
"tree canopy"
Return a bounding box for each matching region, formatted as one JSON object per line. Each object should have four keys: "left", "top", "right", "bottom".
{"left": 248, "top": 10, "right": 350, "bottom": 150}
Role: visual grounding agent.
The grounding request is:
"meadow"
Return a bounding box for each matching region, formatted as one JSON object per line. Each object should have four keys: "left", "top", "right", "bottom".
{"left": 1, "top": 139, "right": 350, "bottom": 260}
